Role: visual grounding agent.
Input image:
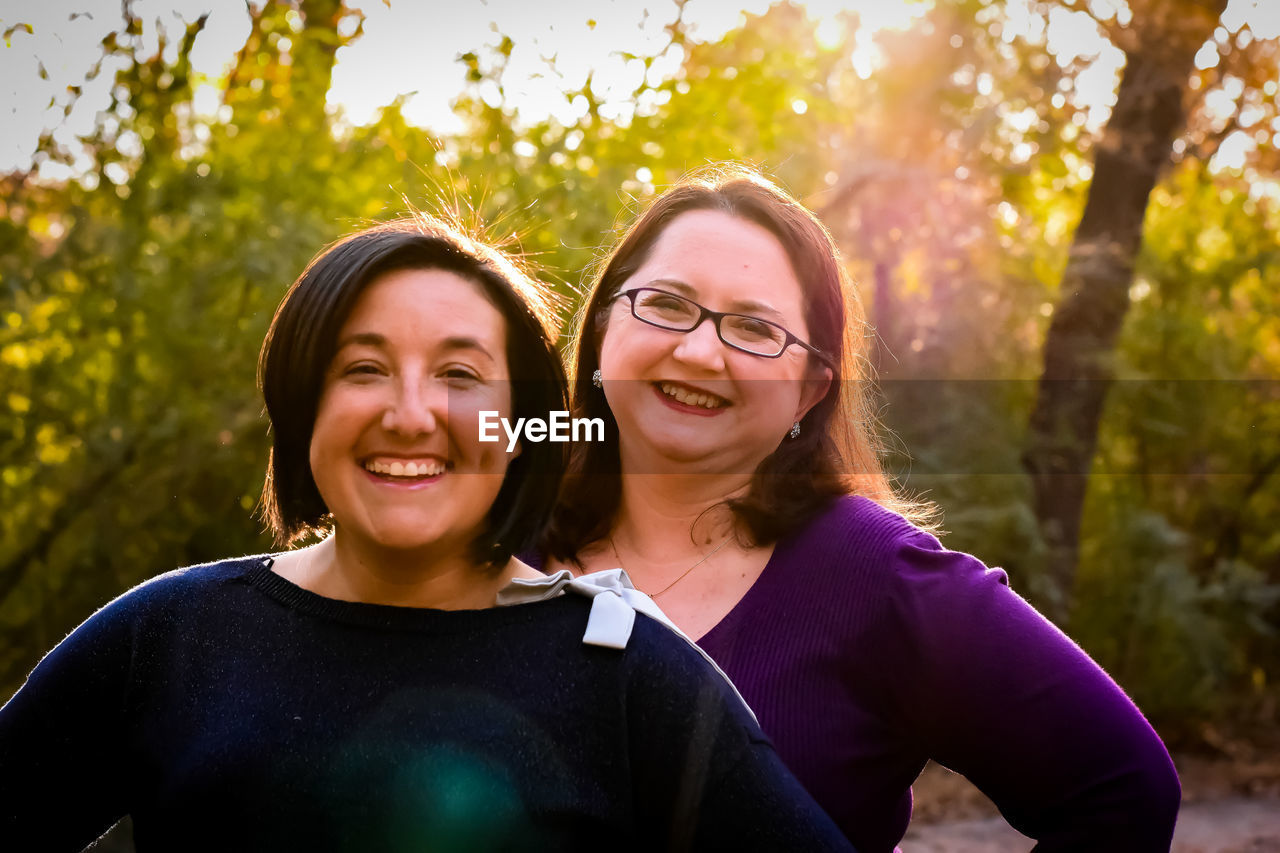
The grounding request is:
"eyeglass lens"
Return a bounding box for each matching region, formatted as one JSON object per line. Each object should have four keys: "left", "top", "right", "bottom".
{"left": 631, "top": 289, "right": 788, "bottom": 356}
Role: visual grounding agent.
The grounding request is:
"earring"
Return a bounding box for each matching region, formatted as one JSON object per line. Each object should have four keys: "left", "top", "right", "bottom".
{"left": 592, "top": 369, "right": 603, "bottom": 388}
{"left": 789, "top": 421, "right": 801, "bottom": 439}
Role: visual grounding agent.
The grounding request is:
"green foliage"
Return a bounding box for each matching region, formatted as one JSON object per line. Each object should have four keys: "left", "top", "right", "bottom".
{"left": 1071, "top": 159, "right": 1280, "bottom": 724}
{"left": 0, "top": 0, "right": 445, "bottom": 692}
{"left": 1074, "top": 498, "right": 1280, "bottom": 728}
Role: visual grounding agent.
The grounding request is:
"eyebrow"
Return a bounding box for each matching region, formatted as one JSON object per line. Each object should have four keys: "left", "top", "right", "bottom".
{"left": 438, "top": 335, "right": 497, "bottom": 362}
{"left": 334, "top": 332, "right": 496, "bottom": 362}
{"left": 644, "top": 278, "right": 785, "bottom": 320}
{"left": 335, "top": 332, "right": 387, "bottom": 350}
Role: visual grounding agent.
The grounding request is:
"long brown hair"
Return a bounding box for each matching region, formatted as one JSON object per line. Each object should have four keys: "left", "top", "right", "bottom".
{"left": 543, "top": 164, "right": 929, "bottom": 561}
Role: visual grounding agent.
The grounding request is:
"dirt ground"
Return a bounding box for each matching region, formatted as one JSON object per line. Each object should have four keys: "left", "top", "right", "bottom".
{"left": 902, "top": 751, "right": 1280, "bottom": 852}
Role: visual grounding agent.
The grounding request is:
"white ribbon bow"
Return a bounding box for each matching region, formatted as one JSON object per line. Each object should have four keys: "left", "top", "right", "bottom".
{"left": 496, "top": 568, "right": 755, "bottom": 723}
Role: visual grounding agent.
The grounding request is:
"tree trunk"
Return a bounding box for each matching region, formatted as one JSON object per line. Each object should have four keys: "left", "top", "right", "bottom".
{"left": 1022, "top": 0, "right": 1226, "bottom": 623}
{"left": 293, "top": 0, "right": 346, "bottom": 132}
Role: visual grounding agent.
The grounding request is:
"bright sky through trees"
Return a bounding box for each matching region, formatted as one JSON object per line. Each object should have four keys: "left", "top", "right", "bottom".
{"left": 0, "top": 0, "right": 1107, "bottom": 173}
{"left": 0, "top": 0, "right": 1275, "bottom": 177}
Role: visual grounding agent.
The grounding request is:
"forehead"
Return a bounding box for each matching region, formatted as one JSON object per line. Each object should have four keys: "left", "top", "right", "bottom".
{"left": 636, "top": 209, "right": 806, "bottom": 318}
{"left": 339, "top": 267, "right": 507, "bottom": 351}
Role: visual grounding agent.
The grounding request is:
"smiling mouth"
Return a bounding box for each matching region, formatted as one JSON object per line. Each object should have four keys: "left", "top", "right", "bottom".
{"left": 363, "top": 459, "right": 448, "bottom": 480}
{"left": 656, "top": 382, "right": 730, "bottom": 410}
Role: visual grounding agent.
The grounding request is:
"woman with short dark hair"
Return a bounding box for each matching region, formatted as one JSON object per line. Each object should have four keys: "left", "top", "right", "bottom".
{"left": 257, "top": 216, "right": 566, "bottom": 564}
{"left": 0, "top": 215, "right": 854, "bottom": 852}
{"left": 544, "top": 165, "right": 1181, "bottom": 851}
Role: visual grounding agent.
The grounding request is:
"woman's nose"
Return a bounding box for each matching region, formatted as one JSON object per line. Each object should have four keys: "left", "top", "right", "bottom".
{"left": 381, "top": 380, "right": 439, "bottom": 435}
{"left": 672, "top": 316, "right": 728, "bottom": 371}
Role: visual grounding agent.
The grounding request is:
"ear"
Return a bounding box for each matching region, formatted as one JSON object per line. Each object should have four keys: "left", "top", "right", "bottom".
{"left": 794, "top": 363, "right": 833, "bottom": 423}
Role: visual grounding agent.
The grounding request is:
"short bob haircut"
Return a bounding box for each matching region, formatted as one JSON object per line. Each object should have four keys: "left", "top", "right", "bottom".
{"left": 544, "top": 164, "right": 927, "bottom": 562}
{"left": 258, "top": 215, "right": 567, "bottom": 568}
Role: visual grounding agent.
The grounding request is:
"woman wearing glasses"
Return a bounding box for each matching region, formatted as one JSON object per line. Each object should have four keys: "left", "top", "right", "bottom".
{"left": 543, "top": 166, "right": 1180, "bottom": 851}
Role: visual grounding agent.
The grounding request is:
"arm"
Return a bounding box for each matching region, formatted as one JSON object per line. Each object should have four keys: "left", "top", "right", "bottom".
{"left": 0, "top": 598, "right": 137, "bottom": 851}
{"left": 881, "top": 534, "right": 1180, "bottom": 851}
{"left": 625, "top": 618, "right": 856, "bottom": 852}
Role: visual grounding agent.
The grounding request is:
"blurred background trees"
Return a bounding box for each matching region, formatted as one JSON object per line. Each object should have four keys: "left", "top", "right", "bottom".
{"left": 2, "top": 0, "right": 1277, "bottom": 746}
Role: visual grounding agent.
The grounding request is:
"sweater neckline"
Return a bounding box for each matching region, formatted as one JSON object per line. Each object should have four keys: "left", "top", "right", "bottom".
{"left": 245, "top": 557, "right": 568, "bottom": 633}
{"left": 693, "top": 541, "right": 785, "bottom": 646}
{"left": 695, "top": 495, "right": 869, "bottom": 646}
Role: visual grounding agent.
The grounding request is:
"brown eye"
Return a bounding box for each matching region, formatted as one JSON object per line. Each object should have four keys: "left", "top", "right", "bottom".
{"left": 636, "top": 291, "right": 697, "bottom": 323}
{"left": 342, "top": 362, "right": 384, "bottom": 377}
{"left": 441, "top": 366, "right": 482, "bottom": 386}
{"left": 725, "top": 315, "right": 785, "bottom": 343}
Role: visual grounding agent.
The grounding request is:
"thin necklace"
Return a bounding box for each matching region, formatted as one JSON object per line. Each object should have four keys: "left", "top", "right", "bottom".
{"left": 609, "top": 532, "right": 732, "bottom": 598}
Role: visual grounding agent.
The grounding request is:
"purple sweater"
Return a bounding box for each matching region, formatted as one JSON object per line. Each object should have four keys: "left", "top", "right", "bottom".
{"left": 696, "top": 496, "right": 1180, "bottom": 852}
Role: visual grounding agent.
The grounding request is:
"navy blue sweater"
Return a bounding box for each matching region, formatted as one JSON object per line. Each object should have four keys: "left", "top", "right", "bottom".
{"left": 0, "top": 557, "right": 853, "bottom": 852}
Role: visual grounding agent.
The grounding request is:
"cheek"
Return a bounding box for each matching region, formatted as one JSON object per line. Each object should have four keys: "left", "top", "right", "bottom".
{"left": 310, "top": 388, "right": 360, "bottom": 446}
{"left": 596, "top": 328, "right": 619, "bottom": 375}
{"left": 450, "top": 384, "right": 515, "bottom": 465}
{"left": 307, "top": 425, "right": 343, "bottom": 507}
{"left": 743, "top": 362, "right": 808, "bottom": 410}
{"left": 307, "top": 385, "right": 382, "bottom": 484}
{"left": 599, "top": 331, "right": 666, "bottom": 389}
{"left": 308, "top": 396, "right": 341, "bottom": 470}
{"left": 596, "top": 310, "right": 658, "bottom": 374}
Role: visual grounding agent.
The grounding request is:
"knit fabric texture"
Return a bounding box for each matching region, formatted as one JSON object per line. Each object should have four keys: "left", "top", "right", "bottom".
{"left": 696, "top": 496, "right": 1181, "bottom": 852}
{"left": 0, "top": 556, "right": 854, "bottom": 852}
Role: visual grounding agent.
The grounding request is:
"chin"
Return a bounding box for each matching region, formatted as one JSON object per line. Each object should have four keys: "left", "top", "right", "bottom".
{"left": 364, "top": 532, "right": 445, "bottom": 554}
{"left": 357, "top": 518, "right": 471, "bottom": 555}
{"left": 640, "top": 440, "right": 739, "bottom": 473}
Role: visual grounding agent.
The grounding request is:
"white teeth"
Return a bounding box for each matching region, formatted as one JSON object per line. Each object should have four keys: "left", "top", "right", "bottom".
{"left": 365, "top": 460, "right": 445, "bottom": 478}
{"left": 659, "top": 382, "right": 726, "bottom": 409}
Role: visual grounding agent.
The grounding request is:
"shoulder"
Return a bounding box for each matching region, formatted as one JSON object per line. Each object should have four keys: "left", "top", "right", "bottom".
{"left": 851, "top": 523, "right": 1114, "bottom": 728}
{"left": 776, "top": 495, "right": 1006, "bottom": 604}
{"left": 51, "top": 554, "right": 273, "bottom": 651}
{"left": 620, "top": 613, "right": 775, "bottom": 785}
{"left": 814, "top": 494, "right": 1006, "bottom": 580}
{"left": 125, "top": 553, "right": 271, "bottom": 596}
{"left": 813, "top": 499, "right": 1020, "bottom": 654}
{"left": 5, "top": 555, "right": 273, "bottom": 717}
{"left": 789, "top": 494, "right": 941, "bottom": 565}
{"left": 96, "top": 554, "right": 271, "bottom": 620}
{"left": 773, "top": 497, "right": 1027, "bottom": 689}
{"left": 626, "top": 610, "right": 729, "bottom": 673}
{"left": 765, "top": 498, "right": 1014, "bottom": 672}
{"left": 624, "top": 611, "right": 758, "bottom": 718}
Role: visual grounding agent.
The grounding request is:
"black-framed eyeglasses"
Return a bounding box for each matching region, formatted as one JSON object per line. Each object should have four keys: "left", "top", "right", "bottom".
{"left": 615, "top": 287, "right": 833, "bottom": 366}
